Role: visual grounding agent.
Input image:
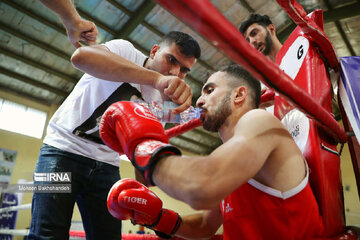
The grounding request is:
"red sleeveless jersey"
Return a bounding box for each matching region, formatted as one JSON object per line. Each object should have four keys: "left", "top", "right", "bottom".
{"left": 220, "top": 169, "right": 324, "bottom": 240}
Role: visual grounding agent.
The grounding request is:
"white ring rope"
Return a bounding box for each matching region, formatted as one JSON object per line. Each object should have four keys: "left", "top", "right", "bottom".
{"left": 0, "top": 229, "right": 29, "bottom": 236}
{"left": 0, "top": 203, "right": 31, "bottom": 213}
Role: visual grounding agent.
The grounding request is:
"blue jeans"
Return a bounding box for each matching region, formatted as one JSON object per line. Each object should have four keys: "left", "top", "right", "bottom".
{"left": 29, "top": 144, "right": 122, "bottom": 240}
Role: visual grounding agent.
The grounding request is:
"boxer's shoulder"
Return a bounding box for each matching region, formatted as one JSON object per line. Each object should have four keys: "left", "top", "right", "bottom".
{"left": 234, "top": 109, "right": 291, "bottom": 149}
{"left": 238, "top": 109, "right": 282, "bottom": 131}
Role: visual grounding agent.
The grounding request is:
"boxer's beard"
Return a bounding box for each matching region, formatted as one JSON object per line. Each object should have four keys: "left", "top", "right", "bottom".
{"left": 262, "top": 30, "right": 273, "bottom": 56}
{"left": 203, "top": 94, "right": 231, "bottom": 132}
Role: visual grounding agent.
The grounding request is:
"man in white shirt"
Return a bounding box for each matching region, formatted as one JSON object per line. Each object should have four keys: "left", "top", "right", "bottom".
{"left": 31, "top": 2, "right": 201, "bottom": 239}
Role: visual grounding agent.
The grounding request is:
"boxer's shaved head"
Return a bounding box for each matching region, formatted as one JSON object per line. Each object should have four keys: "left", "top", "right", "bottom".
{"left": 220, "top": 64, "right": 261, "bottom": 108}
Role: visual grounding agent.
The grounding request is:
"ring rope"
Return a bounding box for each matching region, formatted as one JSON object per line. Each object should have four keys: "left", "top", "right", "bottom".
{"left": 0, "top": 203, "right": 31, "bottom": 213}
{"left": 276, "top": 0, "right": 339, "bottom": 70}
{"left": 154, "top": 0, "right": 347, "bottom": 143}
{"left": 164, "top": 91, "right": 274, "bottom": 139}
{"left": 157, "top": 4, "right": 273, "bottom": 139}
{"left": 165, "top": 118, "right": 202, "bottom": 138}
{"left": 0, "top": 229, "right": 29, "bottom": 236}
{"left": 0, "top": 229, "right": 222, "bottom": 239}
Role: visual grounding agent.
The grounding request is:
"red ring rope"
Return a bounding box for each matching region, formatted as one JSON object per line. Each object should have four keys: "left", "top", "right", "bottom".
{"left": 164, "top": 91, "right": 274, "bottom": 139}
{"left": 276, "top": 0, "right": 339, "bottom": 70}
{"left": 165, "top": 118, "right": 202, "bottom": 138}
{"left": 154, "top": 0, "right": 347, "bottom": 143}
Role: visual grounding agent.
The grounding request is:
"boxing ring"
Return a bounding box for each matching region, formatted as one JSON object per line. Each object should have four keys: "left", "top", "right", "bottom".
{"left": 1, "top": 0, "right": 359, "bottom": 239}
{"left": 151, "top": 0, "right": 360, "bottom": 239}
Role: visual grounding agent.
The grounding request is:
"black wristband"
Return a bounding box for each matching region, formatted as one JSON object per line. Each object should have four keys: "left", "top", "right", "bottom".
{"left": 133, "top": 143, "right": 181, "bottom": 186}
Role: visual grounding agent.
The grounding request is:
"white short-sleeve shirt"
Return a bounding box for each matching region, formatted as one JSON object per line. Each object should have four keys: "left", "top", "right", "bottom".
{"left": 43, "top": 40, "right": 162, "bottom": 166}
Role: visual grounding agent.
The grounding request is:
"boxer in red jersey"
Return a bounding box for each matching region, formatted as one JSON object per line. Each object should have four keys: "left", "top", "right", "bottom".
{"left": 101, "top": 64, "right": 325, "bottom": 239}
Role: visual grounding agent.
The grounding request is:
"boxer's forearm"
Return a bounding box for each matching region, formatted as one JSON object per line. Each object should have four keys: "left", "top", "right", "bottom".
{"left": 152, "top": 155, "right": 221, "bottom": 210}
{"left": 71, "top": 45, "right": 162, "bottom": 86}
{"left": 152, "top": 131, "right": 266, "bottom": 209}
{"left": 175, "top": 210, "right": 222, "bottom": 239}
{"left": 40, "top": 0, "right": 82, "bottom": 25}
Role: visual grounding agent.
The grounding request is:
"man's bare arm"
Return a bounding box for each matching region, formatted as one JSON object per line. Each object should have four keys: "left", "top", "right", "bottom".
{"left": 71, "top": 45, "right": 192, "bottom": 112}
{"left": 40, "top": 0, "right": 98, "bottom": 47}
{"left": 152, "top": 110, "right": 279, "bottom": 209}
{"left": 175, "top": 208, "right": 222, "bottom": 239}
{"left": 71, "top": 45, "right": 162, "bottom": 84}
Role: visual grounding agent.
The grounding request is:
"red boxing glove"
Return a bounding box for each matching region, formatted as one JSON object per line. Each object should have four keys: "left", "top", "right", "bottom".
{"left": 100, "top": 101, "right": 181, "bottom": 185}
{"left": 107, "top": 178, "right": 181, "bottom": 238}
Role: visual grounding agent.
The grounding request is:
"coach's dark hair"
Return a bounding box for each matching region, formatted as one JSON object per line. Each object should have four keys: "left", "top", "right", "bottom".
{"left": 160, "top": 31, "right": 201, "bottom": 59}
{"left": 239, "top": 14, "right": 273, "bottom": 35}
{"left": 221, "top": 64, "right": 261, "bottom": 108}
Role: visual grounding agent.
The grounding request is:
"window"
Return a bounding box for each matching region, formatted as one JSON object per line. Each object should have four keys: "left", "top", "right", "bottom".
{"left": 0, "top": 98, "right": 47, "bottom": 139}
